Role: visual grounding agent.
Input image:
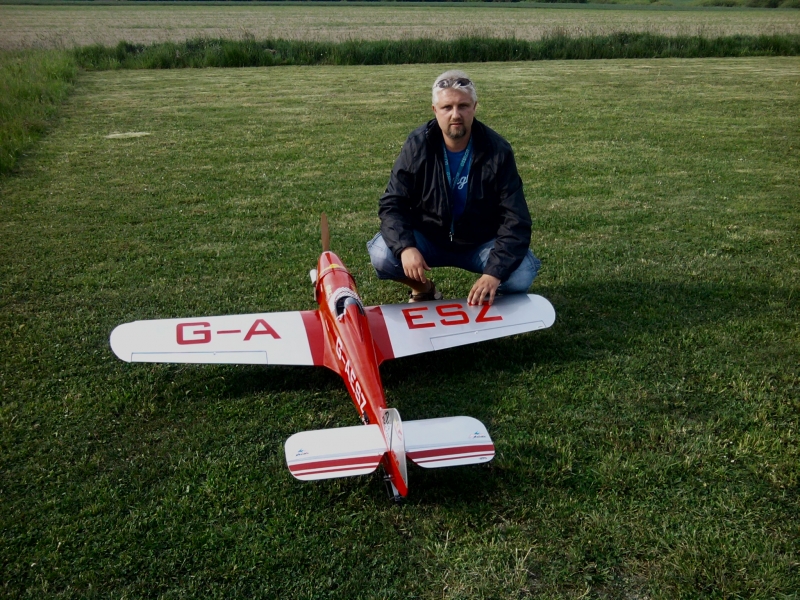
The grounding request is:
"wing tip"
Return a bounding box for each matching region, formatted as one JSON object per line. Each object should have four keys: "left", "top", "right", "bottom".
{"left": 527, "top": 293, "right": 556, "bottom": 328}
{"left": 109, "top": 323, "right": 133, "bottom": 362}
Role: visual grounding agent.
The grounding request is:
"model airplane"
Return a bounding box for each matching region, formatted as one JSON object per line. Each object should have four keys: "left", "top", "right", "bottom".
{"left": 110, "top": 215, "right": 556, "bottom": 499}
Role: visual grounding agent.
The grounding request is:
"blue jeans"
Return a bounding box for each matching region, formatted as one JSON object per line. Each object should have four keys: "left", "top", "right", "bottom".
{"left": 367, "top": 231, "right": 541, "bottom": 294}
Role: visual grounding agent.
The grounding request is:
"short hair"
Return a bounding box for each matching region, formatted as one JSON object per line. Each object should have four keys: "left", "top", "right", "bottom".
{"left": 432, "top": 70, "right": 478, "bottom": 105}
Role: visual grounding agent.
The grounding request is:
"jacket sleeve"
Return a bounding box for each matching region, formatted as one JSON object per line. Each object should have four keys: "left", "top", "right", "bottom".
{"left": 483, "top": 148, "right": 532, "bottom": 281}
{"left": 378, "top": 136, "right": 420, "bottom": 259}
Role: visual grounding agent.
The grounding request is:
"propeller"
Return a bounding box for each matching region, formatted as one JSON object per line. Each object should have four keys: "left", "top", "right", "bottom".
{"left": 321, "top": 213, "right": 330, "bottom": 252}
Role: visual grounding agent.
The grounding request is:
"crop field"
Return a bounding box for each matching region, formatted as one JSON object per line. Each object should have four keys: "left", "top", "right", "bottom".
{"left": 2, "top": 3, "right": 800, "bottom": 50}
{"left": 2, "top": 58, "right": 799, "bottom": 597}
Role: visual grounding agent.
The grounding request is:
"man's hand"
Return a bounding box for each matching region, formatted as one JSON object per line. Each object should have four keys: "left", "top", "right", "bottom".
{"left": 401, "top": 247, "right": 431, "bottom": 283}
{"left": 468, "top": 274, "right": 501, "bottom": 306}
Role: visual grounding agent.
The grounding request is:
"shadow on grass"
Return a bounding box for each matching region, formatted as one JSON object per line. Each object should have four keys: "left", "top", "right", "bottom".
{"left": 401, "top": 463, "right": 502, "bottom": 506}
{"left": 80, "top": 278, "right": 794, "bottom": 508}
{"left": 381, "top": 278, "right": 786, "bottom": 379}
{"left": 167, "top": 278, "right": 787, "bottom": 405}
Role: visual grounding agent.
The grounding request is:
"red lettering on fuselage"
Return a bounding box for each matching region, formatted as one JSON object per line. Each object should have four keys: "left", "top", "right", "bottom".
{"left": 335, "top": 336, "right": 368, "bottom": 418}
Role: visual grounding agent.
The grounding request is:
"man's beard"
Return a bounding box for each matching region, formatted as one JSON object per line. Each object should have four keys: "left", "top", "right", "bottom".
{"left": 445, "top": 122, "right": 466, "bottom": 140}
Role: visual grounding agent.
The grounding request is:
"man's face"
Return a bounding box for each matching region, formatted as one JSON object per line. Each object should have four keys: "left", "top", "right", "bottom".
{"left": 432, "top": 87, "right": 477, "bottom": 143}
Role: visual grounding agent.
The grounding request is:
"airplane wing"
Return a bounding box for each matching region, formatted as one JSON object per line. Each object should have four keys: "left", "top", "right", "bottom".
{"left": 366, "top": 294, "right": 555, "bottom": 362}
{"left": 110, "top": 310, "right": 325, "bottom": 365}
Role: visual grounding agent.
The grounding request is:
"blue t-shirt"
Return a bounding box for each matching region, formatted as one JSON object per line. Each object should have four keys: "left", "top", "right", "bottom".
{"left": 445, "top": 147, "right": 471, "bottom": 221}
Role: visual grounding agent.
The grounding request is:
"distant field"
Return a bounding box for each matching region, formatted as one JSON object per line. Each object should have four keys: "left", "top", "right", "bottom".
{"left": 1, "top": 3, "right": 799, "bottom": 49}
{"left": 1, "top": 58, "right": 798, "bottom": 598}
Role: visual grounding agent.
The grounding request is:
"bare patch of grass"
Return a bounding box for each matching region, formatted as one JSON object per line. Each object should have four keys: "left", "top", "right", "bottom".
{"left": 104, "top": 131, "right": 150, "bottom": 139}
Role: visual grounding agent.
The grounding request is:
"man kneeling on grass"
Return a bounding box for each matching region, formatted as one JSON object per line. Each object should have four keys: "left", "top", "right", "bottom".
{"left": 368, "top": 69, "right": 541, "bottom": 305}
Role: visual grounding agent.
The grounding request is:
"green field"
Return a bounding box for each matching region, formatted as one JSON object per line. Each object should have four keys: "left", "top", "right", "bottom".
{"left": 2, "top": 2, "right": 799, "bottom": 50}
{"left": 2, "top": 59, "right": 799, "bottom": 597}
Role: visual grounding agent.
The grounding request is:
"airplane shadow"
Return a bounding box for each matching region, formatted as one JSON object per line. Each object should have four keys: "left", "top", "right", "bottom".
{"left": 161, "top": 278, "right": 782, "bottom": 405}
{"left": 379, "top": 279, "right": 782, "bottom": 406}
{"left": 142, "top": 278, "right": 786, "bottom": 504}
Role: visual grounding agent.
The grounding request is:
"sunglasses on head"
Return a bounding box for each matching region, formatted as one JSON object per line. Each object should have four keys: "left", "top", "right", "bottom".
{"left": 436, "top": 77, "right": 473, "bottom": 89}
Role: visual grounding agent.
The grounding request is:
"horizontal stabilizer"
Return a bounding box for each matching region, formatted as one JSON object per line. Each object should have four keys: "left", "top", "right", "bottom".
{"left": 404, "top": 416, "right": 494, "bottom": 468}
{"left": 285, "top": 424, "right": 386, "bottom": 481}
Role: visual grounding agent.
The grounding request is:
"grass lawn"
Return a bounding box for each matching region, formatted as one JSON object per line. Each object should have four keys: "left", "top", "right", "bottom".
{"left": 1, "top": 2, "right": 799, "bottom": 50}
{"left": 1, "top": 58, "right": 799, "bottom": 597}
{"left": 0, "top": 49, "right": 76, "bottom": 173}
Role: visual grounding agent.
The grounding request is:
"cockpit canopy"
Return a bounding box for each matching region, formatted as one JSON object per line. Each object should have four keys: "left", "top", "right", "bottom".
{"left": 330, "top": 288, "right": 365, "bottom": 319}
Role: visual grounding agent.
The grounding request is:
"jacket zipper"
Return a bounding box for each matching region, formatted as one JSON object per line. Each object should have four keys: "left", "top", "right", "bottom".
{"left": 440, "top": 149, "right": 455, "bottom": 242}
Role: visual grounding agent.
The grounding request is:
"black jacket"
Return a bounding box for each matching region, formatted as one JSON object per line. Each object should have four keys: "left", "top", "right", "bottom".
{"left": 379, "top": 118, "right": 532, "bottom": 282}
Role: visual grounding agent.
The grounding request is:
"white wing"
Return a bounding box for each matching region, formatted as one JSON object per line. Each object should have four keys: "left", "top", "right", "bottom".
{"left": 110, "top": 310, "right": 324, "bottom": 365}
{"left": 366, "top": 294, "right": 555, "bottom": 360}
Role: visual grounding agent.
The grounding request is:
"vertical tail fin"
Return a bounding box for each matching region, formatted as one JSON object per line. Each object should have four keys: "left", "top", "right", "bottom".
{"left": 382, "top": 408, "right": 409, "bottom": 498}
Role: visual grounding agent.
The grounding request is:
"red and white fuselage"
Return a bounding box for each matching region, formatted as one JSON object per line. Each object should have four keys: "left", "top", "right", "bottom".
{"left": 309, "top": 250, "right": 409, "bottom": 496}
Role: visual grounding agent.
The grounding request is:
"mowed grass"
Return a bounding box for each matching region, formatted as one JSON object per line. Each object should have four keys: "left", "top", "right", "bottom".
{"left": 1, "top": 59, "right": 799, "bottom": 597}
{"left": 2, "top": 3, "right": 800, "bottom": 50}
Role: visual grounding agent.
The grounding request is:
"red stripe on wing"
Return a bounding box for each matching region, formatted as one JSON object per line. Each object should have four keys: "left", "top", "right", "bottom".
{"left": 291, "top": 463, "right": 380, "bottom": 477}
{"left": 412, "top": 453, "right": 495, "bottom": 465}
{"left": 366, "top": 306, "right": 395, "bottom": 363}
{"left": 407, "top": 443, "right": 495, "bottom": 463}
{"left": 289, "top": 454, "right": 383, "bottom": 475}
{"left": 300, "top": 310, "right": 325, "bottom": 366}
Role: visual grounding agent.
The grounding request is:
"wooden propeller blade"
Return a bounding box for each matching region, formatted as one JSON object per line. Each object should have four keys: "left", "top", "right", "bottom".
{"left": 321, "top": 213, "right": 330, "bottom": 252}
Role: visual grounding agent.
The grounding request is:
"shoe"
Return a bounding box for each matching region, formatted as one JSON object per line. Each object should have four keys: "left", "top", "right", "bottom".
{"left": 408, "top": 280, "right": 443, "bottom": 303}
